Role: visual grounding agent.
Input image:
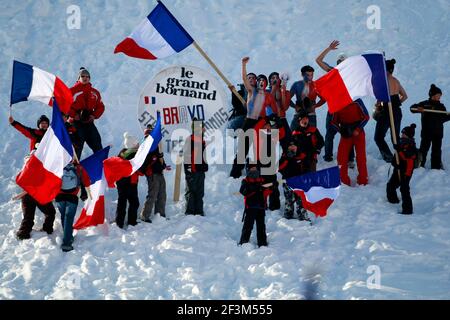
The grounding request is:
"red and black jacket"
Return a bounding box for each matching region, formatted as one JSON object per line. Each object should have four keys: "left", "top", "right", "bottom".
{"left": 240, "top": 176, "right": 272, "bottom": 210}
{"left": 291, "top": 125, "right": 324, "bottom": 164}
{"left": 69, "top": 82, "right": 105, "bottom": 120}
{"left": 394, "top": 137, "right": 418, "bottom": 177}
{"left": 11, "top": 120, "right": 46, "bottom": 151}
{"left": 278, "top": 151, "right": 305, "bottom": 179}
{"left": 184, "top": 134, "right": 208, "bottom": 174}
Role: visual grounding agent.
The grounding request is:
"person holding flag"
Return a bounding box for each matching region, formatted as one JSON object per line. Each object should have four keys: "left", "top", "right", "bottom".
{"left": 330, "top": 99, "right": 369, "bottom": 186}
{"left": 55, "top": 160, "right": 89, "bottom": 252}
{"left": 14, "top": 100, "right": 74, "bottom": 240}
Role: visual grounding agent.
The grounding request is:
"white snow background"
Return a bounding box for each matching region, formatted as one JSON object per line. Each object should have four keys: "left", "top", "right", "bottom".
{"left": 0, "top": 0, "right": 449, "bottom": 299}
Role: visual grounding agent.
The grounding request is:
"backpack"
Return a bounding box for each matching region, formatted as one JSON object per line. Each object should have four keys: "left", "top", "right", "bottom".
{"left": 61, "top": 163, "right": 80, "bottom": 192}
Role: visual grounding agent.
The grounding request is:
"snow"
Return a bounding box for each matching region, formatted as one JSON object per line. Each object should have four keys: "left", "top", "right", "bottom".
{"left": 1, "top": 0, "right": 450, "bottom": 299}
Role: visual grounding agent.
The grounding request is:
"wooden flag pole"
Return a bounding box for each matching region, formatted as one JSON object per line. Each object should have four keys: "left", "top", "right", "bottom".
{"left": 192, "top": 41, "right": 246, "bottom": 106}
{"left": 173, "top": 149, "right": 183, "bottom": 202}
{"left": 387, "top": 102, "right": 401, "bottom": 180}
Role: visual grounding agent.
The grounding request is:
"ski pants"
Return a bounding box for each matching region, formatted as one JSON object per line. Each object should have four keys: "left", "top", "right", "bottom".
{"left": 337, "top": 131, "right": 368, "bottom": 186}
{"left": 17, "top": 194, "right": 56, "bottom": 237}
{"left": 387, "top": 173, "right": 413, "bottom": 214}
{"left": 419, "top": 133, "right": 443, "bottom": 169}
{"left": 74, "top": 121, "right": 103, "bottom": 158}
{"left": 185, "top": 171, "right": 205, "bottom": 216}
{"left": 374, "top": 108, "right": 402, "bottom": 161}
{"left": 239, "top": 208, "right": 267, "bottom": 247}
{"left": 116, "top": 182, "right": 139, "bottom": 228}
{"left": 141, "top": 173, "right": 167, "bottom": 219}
{"left": 324, "top": 112, "right": 355, "bottom": 161}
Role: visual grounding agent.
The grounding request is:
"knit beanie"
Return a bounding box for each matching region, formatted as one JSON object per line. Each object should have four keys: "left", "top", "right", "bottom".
{"left": 401, "top": 123, "right": 416, "bottom": 139}
{"left": 429, "top": 84, "right": 442, "bottom": 97}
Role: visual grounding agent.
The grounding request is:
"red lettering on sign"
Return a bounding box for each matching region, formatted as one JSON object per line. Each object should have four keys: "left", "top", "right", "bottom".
{"left": 171, "top": 107, "right": 179, "bottom": 124}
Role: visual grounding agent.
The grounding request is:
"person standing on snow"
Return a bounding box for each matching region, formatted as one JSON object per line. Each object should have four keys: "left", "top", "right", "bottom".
{"left": 229, "top": 56, "right": 278, "bottom": 179}
{"left": 68, "top": 67, "right": 104, "bottom": 158}
{"left": 374, "top": 59, "right": 408, "bottom": 163}
{"left": 56, "top": 161, "right": 88, "bottom": 252}
{"left": 115, "top": 133, "right": 141, "bottom": 229}
{"left": 410, "top": 84, "right": 450, "bottom": 169}
{"left": 239, "top": 163, "right": 271, "bottom": 247}
{"left": 331, "top": 99, "right": 369, "bottom": 186}
{"left": 184, "top": 119, "right": 208, "bottom": 216}
{"left": 139, "top": 124, "right": 170, "bottom": 223}
{"left": 315, "top": 40, "right": 355, "bottom": 168}
{"left": 268, "top": 71, "right": 291, "bottom": 151}
{"left": 9, "top": 114, "right": 56, "bottom": 240}
{"left": 386, "top": 124, "right": 419, "bottom": 215}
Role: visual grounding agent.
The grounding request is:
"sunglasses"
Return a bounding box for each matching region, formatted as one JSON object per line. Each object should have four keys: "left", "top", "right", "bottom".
{"left": 81, "top": 75, "right": 90, "bottom": 78}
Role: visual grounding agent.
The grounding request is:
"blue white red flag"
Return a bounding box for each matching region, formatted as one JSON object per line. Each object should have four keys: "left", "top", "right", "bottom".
{"left": 114, "top": 1, "right": 194, "bottom": 60}
{"left": 286, "top": 166, "right": 341, "bottom": 217}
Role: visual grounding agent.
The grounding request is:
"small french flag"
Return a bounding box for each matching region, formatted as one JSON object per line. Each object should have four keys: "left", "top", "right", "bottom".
{"left": 315, "top": 53, "right": 390, "bottom": 113}
{"left": 114, "top": 1, "right": 194, "bottom": 60}
{"left": 10, "top": 60, "right": 73, "bottom": 114}
{"left": 286, "top": 166, "right": 341, "bottom": 217}
{"left": 16, "top": 100, "right": 74, "bottom": 205}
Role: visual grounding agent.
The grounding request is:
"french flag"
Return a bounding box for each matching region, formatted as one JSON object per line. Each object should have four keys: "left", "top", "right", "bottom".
{"left": 73, "top": 147, "right": 110, "bottom": 230}
{"left": 104, "top": 113, "right": 162, "bottom": 188}
{"left": 114, "top": 1, "right": 194, "bottom": 60}
{"left": 286, "top": 166, "right": 341, "bottom": 217}
{"left": 315, "top": 53, "right": 390, "bottom": 113}
{"left": 10, "top": 60, "right": 73, "bottom": 114}
{"left": 16, "top": 100, "right": 73, "bottom": 205}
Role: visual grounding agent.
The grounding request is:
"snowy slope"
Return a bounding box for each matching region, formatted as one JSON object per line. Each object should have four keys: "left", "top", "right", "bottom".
{"left": 0, "top": 0, "right": 449, "bottom": 299}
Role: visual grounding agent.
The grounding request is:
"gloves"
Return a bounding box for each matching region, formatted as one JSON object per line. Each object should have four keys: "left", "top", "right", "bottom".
{"left": 80, "top": 190, "right": 88, "bottom": 201}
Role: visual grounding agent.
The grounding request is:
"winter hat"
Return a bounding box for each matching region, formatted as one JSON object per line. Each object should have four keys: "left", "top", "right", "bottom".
{"left": 336, "top": 53, "right": 348, "bottom": 65}
{"left": 37, "top": 114, "right": 50, "bottom": 127}
{"left": 123, "top": 132, "right": 139, "bottom": 149}
{"left": 78, "top": 67, "right": 90, "bottom": 79}
{"left": 385, "top": 59, "right": 396, "bottom": 73}
{"left": 401, "top": 123, "right": 416, "bottom": 139}
{"left": 301, "top": 65, "right": 314, "bottom": 75}
{"left": 428, "top": 84, "right": 442, "bottom": 97}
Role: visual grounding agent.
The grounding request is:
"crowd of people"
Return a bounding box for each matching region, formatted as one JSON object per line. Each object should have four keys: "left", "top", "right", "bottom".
{"left": 9, "top": 41, "right": 449, "bottom": 251}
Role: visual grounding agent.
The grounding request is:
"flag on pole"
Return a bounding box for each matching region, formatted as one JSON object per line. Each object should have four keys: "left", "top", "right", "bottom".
{"left": 315, "top": 53, "right": 390, "bottom": 113}
{"left": 114, "top": 1, "right": 194, "bottom": 60}
{"left": 104, "top": 113, "right": 162, "bottom": 188}
{"left": 16, "top": 100, "right": 73, "bottom": 204}
{"left": 73, "top": 147, "right": 110, "bottom": 230}
{"left": 10, "top": 60, "right": 73, "bottom": 114}
{"left": 286, "top": 166, "right": 341, "bottom": 217}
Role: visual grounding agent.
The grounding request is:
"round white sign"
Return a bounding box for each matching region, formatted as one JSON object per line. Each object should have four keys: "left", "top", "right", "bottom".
{"left": 138, "top": 65, "right": 229, "bottom": 155}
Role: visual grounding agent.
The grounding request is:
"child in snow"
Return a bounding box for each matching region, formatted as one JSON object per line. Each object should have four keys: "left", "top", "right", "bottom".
{"left": 115, "top": 133, "right": 142, "bottom": 228}
{"left": 55, "top": 161, "right": 88, "bottom": 252}
{"left": 239, "top": 163, "right": 272, "bottom": 247}
{"left": 410, "top": 84, "right": 450, "bottom": 169}
{"left": 139, "top": 124, "right": 169, "bottom": 222}
{"left": 386, "top": 124, "right": 419, "bottom": 215}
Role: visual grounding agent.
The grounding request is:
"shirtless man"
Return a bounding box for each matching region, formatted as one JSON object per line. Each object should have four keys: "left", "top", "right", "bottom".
{"left": 230, "top": 57, "right": 278, "bottom": 178}
{"left": 374, "top": 58, "right": 408, "bottom": 162}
